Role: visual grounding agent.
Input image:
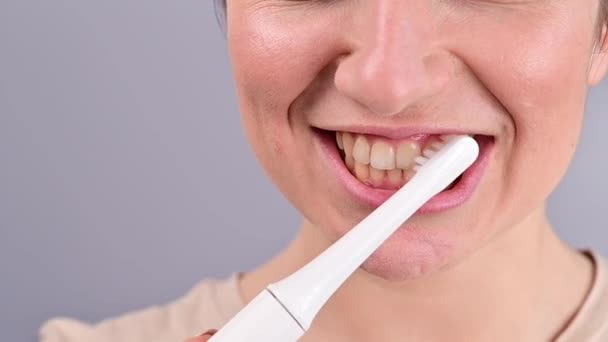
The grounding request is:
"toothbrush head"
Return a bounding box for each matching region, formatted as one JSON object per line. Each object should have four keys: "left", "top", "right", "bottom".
{"left": 413, "top": 135, "right": 478, "bottom": 172}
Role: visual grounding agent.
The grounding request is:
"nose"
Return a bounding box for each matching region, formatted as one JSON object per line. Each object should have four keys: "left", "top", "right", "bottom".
{"left": 334, "top": 1, "right": 454, "bottom": 116}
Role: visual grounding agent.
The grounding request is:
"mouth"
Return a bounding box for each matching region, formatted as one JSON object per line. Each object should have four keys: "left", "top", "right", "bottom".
{"left": 314, "top": 128, "right": 495, "bottom": 214}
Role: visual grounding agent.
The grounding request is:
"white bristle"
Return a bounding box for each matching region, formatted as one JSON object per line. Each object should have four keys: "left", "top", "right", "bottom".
{"left": 414, "top": 156, "right": 428, "bottom": 165}
{"left": 423, "top": 149, "right": 436, "bottom": 158}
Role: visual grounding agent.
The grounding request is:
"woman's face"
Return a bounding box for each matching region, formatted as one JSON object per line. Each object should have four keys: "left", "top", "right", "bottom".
{"left": 226, "top": 0, "right": 608, "bottom": 280}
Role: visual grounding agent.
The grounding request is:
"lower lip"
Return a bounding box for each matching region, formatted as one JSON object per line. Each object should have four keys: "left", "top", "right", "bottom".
{"left": 316, "top": 131, "right": 494, "bottom": 214}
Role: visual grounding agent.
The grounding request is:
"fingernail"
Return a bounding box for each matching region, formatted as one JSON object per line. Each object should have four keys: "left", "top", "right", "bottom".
{"left": 200, "top": 329, "right": 218, "bottom": 336}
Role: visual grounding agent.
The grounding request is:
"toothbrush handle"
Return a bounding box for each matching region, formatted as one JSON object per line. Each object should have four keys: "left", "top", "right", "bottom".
{"left": 208, "top": 289, "right": 305, "bottom": 342}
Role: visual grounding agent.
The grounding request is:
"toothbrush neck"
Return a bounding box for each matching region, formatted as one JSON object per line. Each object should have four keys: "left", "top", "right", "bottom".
{"left": 239, "top": 208, "right": 592, "bottom": 341}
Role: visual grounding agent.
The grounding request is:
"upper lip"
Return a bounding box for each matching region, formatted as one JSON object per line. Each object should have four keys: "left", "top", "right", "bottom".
{"left": 314, "top": 124, "right": 492, "bottom": 140}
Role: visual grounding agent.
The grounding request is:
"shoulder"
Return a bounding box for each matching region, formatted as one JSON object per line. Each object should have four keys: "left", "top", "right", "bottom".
{"left": 39, "top": 273, "right": 244, "bottom": 342}
{"left": 587, "top": 252, "right": 608, "bottom": 336}
{"left": 558, "top": 251, "right": 608, "bottom": 341}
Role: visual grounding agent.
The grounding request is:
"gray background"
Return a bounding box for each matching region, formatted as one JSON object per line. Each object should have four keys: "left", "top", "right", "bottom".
{"left": 0, "top": 1, "right": 606, "bottom": 341}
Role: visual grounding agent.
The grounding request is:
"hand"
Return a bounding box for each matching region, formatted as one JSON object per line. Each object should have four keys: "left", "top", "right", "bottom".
{"left": 185, "top": 329, "right": 217, "bottom": 342}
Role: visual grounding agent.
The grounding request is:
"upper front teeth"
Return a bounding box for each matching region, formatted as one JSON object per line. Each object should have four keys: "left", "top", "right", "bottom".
{"left": 395, "top": 142, "right": 420, "bottom": 169}
{"left": 352, "top": 136, "right": 371, "bottom": 165}
{"left": 342, "top": 131, "right": 354, "bottom": 156}
{"left": 370, "top": 141, "right": 395, "bottom": 170}
{"left": 338, "top": 132, "right": 426, "bottom": 172}
{"left": 335, "top": 131, "right": 470, "bottom": 188}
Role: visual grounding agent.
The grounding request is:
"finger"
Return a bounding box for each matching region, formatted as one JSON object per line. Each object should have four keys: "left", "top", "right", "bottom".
{"left": 185, "top": 329, "right": 217, "bottom": 342}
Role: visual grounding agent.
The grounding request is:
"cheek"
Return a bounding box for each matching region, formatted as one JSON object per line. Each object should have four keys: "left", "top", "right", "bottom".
{"left": 226, "top": 6, "right": 351, "bottom": 204}
{"left": 449, "top": 10, "right": 591, "bottom": 196}
{"left": 227, "top": 8, "right": 341, "bottom": 120}
{"left": 461, "top": 16, "right": 589, "bottom": 127}
{"left": 226, "top": 8, "right": 338, "bottom": 161}
{"left": 507, "top": 31, "right": 588, "bottom": 190}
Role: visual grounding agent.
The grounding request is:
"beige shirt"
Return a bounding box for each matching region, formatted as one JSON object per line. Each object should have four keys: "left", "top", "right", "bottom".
{"left": 40, "top": 251, "right": 608, "bottom": 342}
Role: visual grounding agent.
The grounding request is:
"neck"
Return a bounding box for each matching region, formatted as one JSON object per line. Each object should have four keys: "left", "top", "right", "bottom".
{"left": 238, "top": 207, "right": 593, "bottom": 341}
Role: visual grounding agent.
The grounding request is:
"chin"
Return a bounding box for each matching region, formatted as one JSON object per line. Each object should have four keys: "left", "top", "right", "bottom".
{"left": 361, "top": 245, "right": 452, "bottom": 282}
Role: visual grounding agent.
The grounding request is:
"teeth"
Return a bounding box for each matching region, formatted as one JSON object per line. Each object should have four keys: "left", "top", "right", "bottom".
{"left": 336, "top": 131, "right": 471, "bottom": 188}
{"left": 345, "top": 155, "right": 355, "bottom": 171}
{"left": 395, "top": 142, "right": 420, "bottom": 169}
{"left": 440, "top": 134, "right": 458, "bottom": 142}
{"left": 336, "top": 131, "right": 344, "bottom": 150}
{"left": 354, "top": 162, "right": 369, "bottom": 181}
{"left": 404, "top": 169, "right": 417, "bottom": 182}
{"left": 342, "top": 132, "right": 355, "bottom": 156}
{"left": 369, "top": 167, "right": 385, "bottom": 186}
{"left": 352, "top": 136, "right": 371, "bottom": 165}
{"left": 387, "top": 169, "right": 403, "bottom": 186}
{"left": 420, "top": 137, "right": 446, "bottom": 160}
{"left": 370, "top": 141, "right": 395, "bottom": 170}
{"left": 431, "top": 141, "right": 444, "bottom": 150}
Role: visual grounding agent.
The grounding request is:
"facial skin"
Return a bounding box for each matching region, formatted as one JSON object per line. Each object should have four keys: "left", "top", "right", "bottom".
{"left": 226, "top": 0, "right": 608, "bottom": 281}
